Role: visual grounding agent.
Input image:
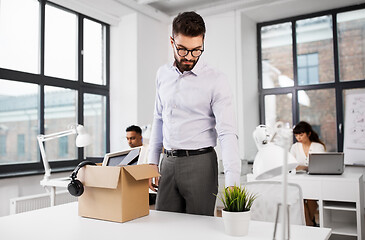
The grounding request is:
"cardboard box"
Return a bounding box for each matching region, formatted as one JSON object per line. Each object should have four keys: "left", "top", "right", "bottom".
{"left": 77, "top": 164, "right": 159, "bottom": 223}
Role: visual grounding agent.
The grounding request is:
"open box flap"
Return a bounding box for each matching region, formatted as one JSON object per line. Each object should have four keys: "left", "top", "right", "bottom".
{"left": 123, "top": 165, "right": 160, "bottom": 181}
{"left": 80, "top": 165, "right": 121, "bottom": 189}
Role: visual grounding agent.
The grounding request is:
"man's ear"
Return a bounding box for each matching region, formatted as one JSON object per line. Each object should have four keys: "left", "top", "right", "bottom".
{"left": 170, "top": 36, "right": 174, "bottom": 47}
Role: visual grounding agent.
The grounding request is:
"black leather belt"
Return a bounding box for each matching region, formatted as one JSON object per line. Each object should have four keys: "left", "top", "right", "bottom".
{"left": 164, "top": 147, "right": 213, "bottom": 157}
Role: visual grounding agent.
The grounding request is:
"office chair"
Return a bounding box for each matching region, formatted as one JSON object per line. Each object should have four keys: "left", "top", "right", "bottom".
{"left": 244, "top": 181, "right": 305, "bottom": 225}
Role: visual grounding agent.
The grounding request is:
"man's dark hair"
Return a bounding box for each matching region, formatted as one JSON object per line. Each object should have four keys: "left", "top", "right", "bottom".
{"left": 172, "top": 11, "right": 206, "bottom": 38}
{"left": 126, "top": 125, "right": 142, "bottom": 135}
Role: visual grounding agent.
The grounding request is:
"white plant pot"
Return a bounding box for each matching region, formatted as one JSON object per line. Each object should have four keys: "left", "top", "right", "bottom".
{"left": 222, "top": 210, "right": 251, "bottom": 236}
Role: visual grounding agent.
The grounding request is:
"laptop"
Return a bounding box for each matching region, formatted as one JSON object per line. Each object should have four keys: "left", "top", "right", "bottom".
{"left": 102, "top": 147, "right": 141, "bottom": 166}
{"left": 308, "top": 152, "right": 344, "bottom": 175}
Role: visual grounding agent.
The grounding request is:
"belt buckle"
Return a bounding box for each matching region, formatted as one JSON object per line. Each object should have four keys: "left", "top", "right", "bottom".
{"left": 170, "top": 150, "right": 177, "bottom": 157}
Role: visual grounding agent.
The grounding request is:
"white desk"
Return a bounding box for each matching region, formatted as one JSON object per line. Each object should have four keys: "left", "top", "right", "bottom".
{"left": 247, "top": 171, "right": 364, "bottom": 240}
{"left": 0, "top": 202, "right": 331, "bottom": 240}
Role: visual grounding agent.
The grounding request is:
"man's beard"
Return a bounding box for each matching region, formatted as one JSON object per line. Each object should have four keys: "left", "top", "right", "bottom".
{"left": 174, "top": 56, "right": 199, "bottom": 72}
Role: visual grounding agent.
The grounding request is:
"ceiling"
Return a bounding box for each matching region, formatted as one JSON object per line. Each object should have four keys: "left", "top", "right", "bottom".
{"left": 136, "top": 0, "right": 239, "bottom": 16}
{"left": 65, "top": 0, "right": 365, "bottom": 25}
{"left": 130, "top": 0, "right": 365, "bottom": 22}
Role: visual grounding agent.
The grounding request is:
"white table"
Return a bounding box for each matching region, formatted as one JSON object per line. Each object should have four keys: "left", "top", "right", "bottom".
{"left": 0, "top": 202, "right": 331, "bottom": 240}
{"left": 247, "top": 171, "right": 364, "bottom": 240}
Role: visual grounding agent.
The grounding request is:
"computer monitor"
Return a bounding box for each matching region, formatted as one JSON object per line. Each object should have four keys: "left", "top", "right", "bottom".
{"left": 102, "top": 147, "right": 141, "bottom": 166}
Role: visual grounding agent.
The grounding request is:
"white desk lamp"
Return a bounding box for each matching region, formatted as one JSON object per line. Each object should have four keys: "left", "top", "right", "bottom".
{"left": 252, "top": 122, "right": 298, "bottom": 240}
{"left": 37, "top": 124, "right": 91, "bottom": 206}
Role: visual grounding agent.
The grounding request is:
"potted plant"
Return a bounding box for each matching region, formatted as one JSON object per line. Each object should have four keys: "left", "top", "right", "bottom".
{"left": 217, "top": 185, "right": 257, "bottom": 236}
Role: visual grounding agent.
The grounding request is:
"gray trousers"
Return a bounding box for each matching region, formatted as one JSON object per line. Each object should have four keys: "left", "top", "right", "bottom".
{"left": 156, "top": 150, "right": 218, "bottom": 216}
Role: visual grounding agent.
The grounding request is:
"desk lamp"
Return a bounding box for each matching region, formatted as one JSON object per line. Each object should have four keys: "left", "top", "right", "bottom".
{"left": 37, "top": 124, "right": 91, "bottom": 182}
{"left": 37, "top": 124, "right": 91, "bottom": 206}
{"left": 252, "top": 122, "right": 298, "bottom": 240}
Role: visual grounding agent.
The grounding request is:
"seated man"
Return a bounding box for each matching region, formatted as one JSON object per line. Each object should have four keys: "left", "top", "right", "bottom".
{"left": 125, "top": 125, "right": 148, "bottom": 164}
{"left": 125, "top": 125, "right": 155, "bottom": 205}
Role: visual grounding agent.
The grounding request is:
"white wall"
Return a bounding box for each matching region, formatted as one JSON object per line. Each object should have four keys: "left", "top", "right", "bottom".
{"left": 110, "top": 13, "right": 139, "bottom": 151}
{"left": 136, "top": 14, "right": 168, "bottom": 128}
{"left": 239, "top": 12, "right": 259, "bottom": 161}
{"left": 200, "top": 11, "right": 259, "bottom": 161}
{"left": 110, "top": 13, "right": 168, "bottom": 151}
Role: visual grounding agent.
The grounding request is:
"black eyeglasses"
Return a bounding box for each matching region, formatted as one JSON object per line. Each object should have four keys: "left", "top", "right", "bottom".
{"left": 172, "top": 39, "right": 204, "bottom": 58}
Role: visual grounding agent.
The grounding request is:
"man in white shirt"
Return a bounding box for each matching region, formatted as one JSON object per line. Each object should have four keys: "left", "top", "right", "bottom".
{"left": 148, "top": 12, "right": 241, "bottom": 216}
{"left": 125, "top": 125, "right": 149, "bottom": 164}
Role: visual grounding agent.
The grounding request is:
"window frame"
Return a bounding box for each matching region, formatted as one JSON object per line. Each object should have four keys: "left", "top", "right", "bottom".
{"left": 257, "top": 3, "right": 365, "bottom": 152}
{"left": 0, "top": 0, "right": 110, "bottom": 177}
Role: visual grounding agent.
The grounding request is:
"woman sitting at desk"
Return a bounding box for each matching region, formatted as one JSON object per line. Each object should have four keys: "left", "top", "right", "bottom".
{"left": 290, "top": 121, "right": 326, "bottom": 227}
{"left": 290, "top": 121, "right": 326, "bottom": 171}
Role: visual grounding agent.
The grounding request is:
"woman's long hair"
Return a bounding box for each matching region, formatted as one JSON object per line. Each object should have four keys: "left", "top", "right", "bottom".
{"left": 293, "top": 121, "right": 326, "bottom": 150}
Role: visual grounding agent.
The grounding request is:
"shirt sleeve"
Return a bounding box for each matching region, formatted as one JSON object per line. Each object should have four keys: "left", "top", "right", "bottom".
{"left": 211, "top": 73, "right": 241, "bottom": 187}
{"left": 290, "top": 144, "right": 296, "bottom": 158}
{"left": 148, "top": 72, "right": 164, "bottom": 165}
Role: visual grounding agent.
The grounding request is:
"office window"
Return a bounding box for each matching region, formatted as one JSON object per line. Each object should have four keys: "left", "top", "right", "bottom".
{"left": 298, "top": 89, "right": 337, "bottom": 151}
{"left": 296, "top": 15, "right": 334, "bottom": 85}
{"left": 258, "top": 4, "right": 365, "bottom": 152}
{"left": 44, "top": 4, "right": 77, "bottom": 80}
{"left": 84, "top": 19, "right": 107, "bottom": 85}
{"left": 264, "top": 94, "right": 293, "bottom": 127}
{"left": 0, "top": 1, "right": 110, "bottom": 176}
{"left": 261, "top": 22, "right": 294, "bottom": 89}
{"left": 45, "top": 86, "right": 77, "bottom": 162}
{"left": 58, "top": 136, "right": 68, "bottom": 158}
{"left": 297, "top": 53, "right": 319, "bottom": 85}
{"left": 17, "top": 134, "right": 25, "bottom": 157}
{"left": 337, "top": 9, "right": 365, "bottom": 82}
{"left": 0, "top": 135, "right": 6, "bottom": 157}
{"left": 0, "top": 80, "right": 38, "bottom": 164}
{"left": 0, "top": 0, "right": 39, "bottom": 73}
{"left": 84, "top": 94, "right": 106, "bottom": 157}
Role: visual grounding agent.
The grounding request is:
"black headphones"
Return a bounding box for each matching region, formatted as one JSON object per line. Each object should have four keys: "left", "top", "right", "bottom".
{"left": 68, "top": 160, "right": 96, "bottom": 197}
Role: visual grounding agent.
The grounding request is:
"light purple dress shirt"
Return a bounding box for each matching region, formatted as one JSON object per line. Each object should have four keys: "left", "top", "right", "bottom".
{"left": 148, "top": 60, "right": 241, "bottom": 187}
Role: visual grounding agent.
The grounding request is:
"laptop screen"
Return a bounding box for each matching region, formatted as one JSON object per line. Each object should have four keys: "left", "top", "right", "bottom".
{"left": 308, "top": 152, "right": 344, "bottom": 175}
{"left": 102, "top": 147, "right": 141, "bottom": 166}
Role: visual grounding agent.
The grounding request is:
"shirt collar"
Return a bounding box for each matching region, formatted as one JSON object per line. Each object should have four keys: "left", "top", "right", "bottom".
{"left": 169, "top": 59, "right": 205, "bottom": 76}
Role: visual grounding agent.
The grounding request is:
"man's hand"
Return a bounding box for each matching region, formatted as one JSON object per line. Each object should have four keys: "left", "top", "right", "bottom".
{"left": 148, "top": 164, "right": 159, "bottom": 192}
{"left": 296, "top": 165, "right": 308, "bottom": 172}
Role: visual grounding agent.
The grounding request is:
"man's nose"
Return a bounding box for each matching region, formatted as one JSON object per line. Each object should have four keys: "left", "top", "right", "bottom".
{"left": 185, "top": 52, "right": 194, "bottom": 60}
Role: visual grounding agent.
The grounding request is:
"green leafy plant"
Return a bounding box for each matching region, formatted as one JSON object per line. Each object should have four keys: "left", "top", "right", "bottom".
{"left": 217, "top": 185, "right": 257, "bottom": 212}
